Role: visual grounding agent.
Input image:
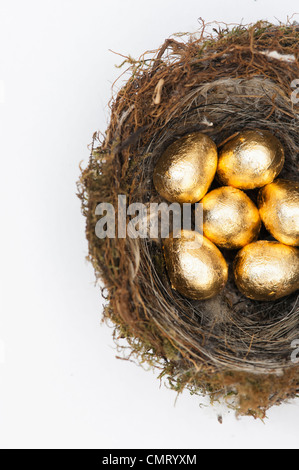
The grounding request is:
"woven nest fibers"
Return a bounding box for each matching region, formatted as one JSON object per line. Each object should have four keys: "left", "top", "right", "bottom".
{"left": 78, "top": 22, "right": 299, "bottom": 418}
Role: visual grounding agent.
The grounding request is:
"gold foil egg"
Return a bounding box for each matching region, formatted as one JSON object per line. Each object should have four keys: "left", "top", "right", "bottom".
{"left": 202, "top": 186, "right": 261, "bottom": 250}
{"left": 233, "top": 241, "right": 299, "bottom": 301}
{"left": 163, "top": 230, "right": 228, "bottom": 300}
{"left": 258, "top": 179, "right": 299, "bottom": 246}
{"left": 153, "top": 132, "right": 218, "bottom": 203}
{"left": 217, "top": 129, "right": 285, "bottom": 190}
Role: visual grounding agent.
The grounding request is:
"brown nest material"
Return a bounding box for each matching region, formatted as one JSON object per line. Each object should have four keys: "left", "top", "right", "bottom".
{"left": 78, "top": 22, "right": 299, "bottom": 418}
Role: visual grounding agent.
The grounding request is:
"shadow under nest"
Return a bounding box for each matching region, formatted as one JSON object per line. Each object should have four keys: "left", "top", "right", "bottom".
{"left": 78, "top": 22, "right": 299, "bottom": 418}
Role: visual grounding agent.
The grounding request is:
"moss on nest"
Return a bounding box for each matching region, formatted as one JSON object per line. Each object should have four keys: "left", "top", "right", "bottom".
{"left": 78, "top": 21, "right": 299, "bottom": 418}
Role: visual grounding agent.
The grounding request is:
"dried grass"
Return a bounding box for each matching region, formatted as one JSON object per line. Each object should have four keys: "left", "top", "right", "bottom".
{"left": 78, "top": 21, "right": 299, "bottom": 417}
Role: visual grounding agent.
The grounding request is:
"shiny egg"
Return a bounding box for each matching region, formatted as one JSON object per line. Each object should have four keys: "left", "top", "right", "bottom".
{"left": 153, "top": 132, "right": 218, "bottom": 203}
{"left": 217, "top": 129, "right": 285, "bottom": 190}
{"left": 233, "top": 241, "right": 299, "bottom": 301}
{"left": 258, "top": 179, "right": 299, "bottom": 246}
{"left": 163, "top": 229, "right": 228, "bottom": 300}
{"left": 202, "top": 186, "right": 261, "bottom": 249}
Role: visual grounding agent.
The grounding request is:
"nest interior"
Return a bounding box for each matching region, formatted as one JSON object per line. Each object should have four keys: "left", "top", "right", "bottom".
{"left": 78, "top": 22, "right": 299, "bottom": 418}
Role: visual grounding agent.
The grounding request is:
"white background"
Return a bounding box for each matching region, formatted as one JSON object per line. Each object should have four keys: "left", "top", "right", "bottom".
{"left": 0, "top": 0, "right": 299, "bottom": 450}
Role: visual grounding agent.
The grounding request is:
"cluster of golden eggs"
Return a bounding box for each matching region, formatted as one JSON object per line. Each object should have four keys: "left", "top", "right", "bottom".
{"left": 153, "top": 129, "right": 299, "bottom": 302}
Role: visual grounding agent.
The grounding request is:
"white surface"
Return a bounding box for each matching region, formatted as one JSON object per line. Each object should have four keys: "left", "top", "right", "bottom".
{"left": 0, "top": 0, "right": 299, "bottom": 450}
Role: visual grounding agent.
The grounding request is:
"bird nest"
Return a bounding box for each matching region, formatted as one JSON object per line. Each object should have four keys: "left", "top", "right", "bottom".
{"left": 78, "top": 22, "right": 299, "bottom": 418}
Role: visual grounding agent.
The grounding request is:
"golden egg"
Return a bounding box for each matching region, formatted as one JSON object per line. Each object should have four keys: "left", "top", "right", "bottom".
{"left": 153, "top": 132, "right": 218, "bottom": 203}
{"left": 202, "top": 186, "right": 261, "bottom": 250}
{"left": 258, "top": 179, "right": 299, "bottom": 246}
{"left": 217, "top": 129, "right": 285, "bottom": 190}
{"left": 233, "top": 241, "right": 299, "bottom": 301}
{"left": 163, "top": 230, "right": 228, "bottom": 300}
